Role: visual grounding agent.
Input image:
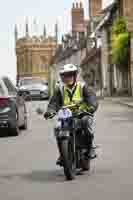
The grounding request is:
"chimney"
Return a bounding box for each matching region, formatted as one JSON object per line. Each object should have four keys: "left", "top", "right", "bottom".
{"left": 71, "top": 1, "right": 85, "bottom": 35}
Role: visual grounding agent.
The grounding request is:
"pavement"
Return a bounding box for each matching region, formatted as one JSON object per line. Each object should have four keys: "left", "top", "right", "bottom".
{"left": 103, "top": 97, "right": 133, "bottom": 108}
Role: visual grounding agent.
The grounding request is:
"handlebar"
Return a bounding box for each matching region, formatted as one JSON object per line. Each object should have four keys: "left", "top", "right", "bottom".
{"left": 62, "top": 101, "right": 82, "bottom": 110}
{"left": 62, "top": 104, "right": 78, "bottom": 110}
{"left": 77, "top": 110, "right": 93, "bottom": 117}
{"left": 37, "top": 101, "right": 93, "bottom": 120}
{"left": 47, "top": 113, "right": 56, "bottom": 119}
{"left": 62, "top": 102, "right": 93, "bottom": 117}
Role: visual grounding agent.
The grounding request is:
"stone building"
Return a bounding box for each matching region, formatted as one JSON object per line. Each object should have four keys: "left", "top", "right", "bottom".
{"left": 15, "top": 22, "right": 57, "bottom": 83}
{"left": 77, "top": 0, "right": 102, "bottom": 96}
{"left": 100, "top": 2, "right": 119, "bottom": 96}
{"left": 98, "top": 0, "right": 133, "bottom": 96}
{"left": 80, "top": 45, "right": 102, "bottom": 96}
{"left": 122, "top": 0, "right": 133, "bottom": 96}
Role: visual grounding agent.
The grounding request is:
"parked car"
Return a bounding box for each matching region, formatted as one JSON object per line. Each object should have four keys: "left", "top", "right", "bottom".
{"left": 0, "top": 76, "right": 27, "bottom": 136}
{"left": 18, "top": 77, "right": 49, "bottom": 100}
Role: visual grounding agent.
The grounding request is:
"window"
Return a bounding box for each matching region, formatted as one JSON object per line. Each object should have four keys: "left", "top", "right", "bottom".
{"left": 20, "top": 78, "right": 47, "bottom": 86}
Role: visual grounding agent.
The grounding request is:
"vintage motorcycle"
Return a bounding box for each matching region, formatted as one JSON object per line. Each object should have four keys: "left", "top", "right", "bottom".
{"left": 52, "top": 103, "right": 92, "bottom": 180}
{"left": 36, "top": 103, "right": 92, "bottom": 181}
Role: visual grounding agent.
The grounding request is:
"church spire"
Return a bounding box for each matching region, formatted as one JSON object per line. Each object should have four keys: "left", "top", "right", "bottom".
{"left": 55, "top": 22, "right": 58, "bottom": 44}
{"left": 43, "top": 24, "right": 46, "bottom": 38}
{"left": 25, "top": 17, "right": 29, "bottom": 38}
{"left": 14, "top": 24, "right": 18, "bottom": 42}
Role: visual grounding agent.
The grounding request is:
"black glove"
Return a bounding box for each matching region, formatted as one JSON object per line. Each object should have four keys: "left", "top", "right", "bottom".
{"left": 44, "top": 112, "right": 55, "bottom": 119}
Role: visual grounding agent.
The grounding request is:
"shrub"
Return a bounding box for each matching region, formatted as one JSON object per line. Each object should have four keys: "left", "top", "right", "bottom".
{"left": 111, "top": 17, "right": 129, "bottom": 65}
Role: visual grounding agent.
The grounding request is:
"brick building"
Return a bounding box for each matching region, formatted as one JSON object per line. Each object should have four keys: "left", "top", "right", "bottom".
{"left": 89, "top": 0, "right": 102, "bottom": 17}
{"left": 71, "top": 2, "right": 88, "bottom": 38}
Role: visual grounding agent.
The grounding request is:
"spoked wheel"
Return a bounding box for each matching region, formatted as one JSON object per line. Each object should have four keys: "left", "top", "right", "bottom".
{"left": 60, "top": 139, "right": 76, "bottom": 180}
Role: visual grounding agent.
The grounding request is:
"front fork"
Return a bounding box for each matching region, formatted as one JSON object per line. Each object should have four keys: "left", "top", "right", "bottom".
{"left": 55, "top": 129, "right": 76, "bottom": 167}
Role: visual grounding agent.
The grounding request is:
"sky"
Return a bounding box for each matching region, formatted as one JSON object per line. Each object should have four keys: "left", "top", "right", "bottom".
{"left": 0, "top": 0, "right": 112, "bottom": 83}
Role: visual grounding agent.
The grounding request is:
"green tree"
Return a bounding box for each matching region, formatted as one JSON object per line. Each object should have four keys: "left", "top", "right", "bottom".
{"left": 111, "top": 17, "right": 129, "bottom": 65}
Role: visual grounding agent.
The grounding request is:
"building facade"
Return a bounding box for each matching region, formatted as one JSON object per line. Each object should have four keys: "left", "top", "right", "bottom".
{"left": 89, "top": 0, "right": 102, "bottom": 18}
{"left": 88, "top": 0, "right": 103, "bottom": 33}
{"left": 50, "top": 1, "right": 103, "bottom": 96}
{"left": 99, "top": 0, "right": 133, "bottom": 96}
{"left": 122, "top": 0, "right": 133, "bottom": 96}
{"left": 81, "top": 47, "right": 102, "bottom": 96}
{"left": 15, "top": 23, "right": 57, "bottom": 83}
{"left": 78, "top": 0, "right": 102, "bottom": 96}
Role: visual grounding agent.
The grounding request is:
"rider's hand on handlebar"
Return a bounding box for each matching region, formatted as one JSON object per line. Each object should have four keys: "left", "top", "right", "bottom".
{"left": 43, "top": 112, "right": 53, "bottom": 119}
{"left": 78, "top": 109, "right": 93, "bottom": 117}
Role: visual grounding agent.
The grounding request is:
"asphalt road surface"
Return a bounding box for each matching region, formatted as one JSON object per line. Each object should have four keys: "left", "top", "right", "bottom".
{"left": 0, "top": 100, "right": 133, "bottom": 200}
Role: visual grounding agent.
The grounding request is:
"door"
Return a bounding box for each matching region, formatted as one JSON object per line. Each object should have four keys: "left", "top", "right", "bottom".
{"left": 2, "top": 77, "right": 25, "bottom": 126}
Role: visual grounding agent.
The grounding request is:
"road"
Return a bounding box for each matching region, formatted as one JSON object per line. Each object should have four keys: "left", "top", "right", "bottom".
{"left": 0, "top": 100, "right": 133, "bottom": 200}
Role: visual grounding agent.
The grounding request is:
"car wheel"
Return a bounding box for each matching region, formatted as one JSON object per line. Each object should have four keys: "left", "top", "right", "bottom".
{"left": 11, "top": 112, "right": 20, "bottom": 136}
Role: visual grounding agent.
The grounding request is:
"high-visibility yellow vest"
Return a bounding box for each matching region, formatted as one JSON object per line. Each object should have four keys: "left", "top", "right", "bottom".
{"left": 63, "top": 82, "right": 89, "bottom": 111}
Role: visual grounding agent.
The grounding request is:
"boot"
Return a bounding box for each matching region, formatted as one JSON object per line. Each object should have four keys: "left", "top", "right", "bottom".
{"left": 56, "top": 156, "right": 63, "bottom": 166}
{"left": 92, "top": 139, "right": 97, "bottom": 149}
{"left": 89, "top": 147, "right": 97, "bottom": 159}
{"left": 89, "top": 136, "right": 97, "bottom": 159}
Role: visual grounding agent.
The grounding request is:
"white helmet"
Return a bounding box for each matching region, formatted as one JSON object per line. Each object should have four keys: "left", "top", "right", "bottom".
{"left": 59, "top": 64, "right": 78, "bottom": 75}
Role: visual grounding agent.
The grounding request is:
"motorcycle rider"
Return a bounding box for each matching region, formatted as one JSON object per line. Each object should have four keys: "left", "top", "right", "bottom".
{"left": 44, "top": 64, "right": 98, "bottom": 164}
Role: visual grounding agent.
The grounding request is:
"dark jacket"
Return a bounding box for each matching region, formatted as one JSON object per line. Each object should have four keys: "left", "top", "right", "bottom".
{"left": 47, "top": 83, "right": 98, "bottom": 114}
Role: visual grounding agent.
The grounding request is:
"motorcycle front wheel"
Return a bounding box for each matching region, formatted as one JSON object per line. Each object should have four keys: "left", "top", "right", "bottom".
{"left": 60, "top": 139, "right": 76, "bottom": 180}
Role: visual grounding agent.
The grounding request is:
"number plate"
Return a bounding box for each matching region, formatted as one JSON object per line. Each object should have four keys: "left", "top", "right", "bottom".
{"left": 30, "top": 91, "right": 40, "bottom": 95}
{"left": 58, "top": 130, "right": 70, "bottom": 137}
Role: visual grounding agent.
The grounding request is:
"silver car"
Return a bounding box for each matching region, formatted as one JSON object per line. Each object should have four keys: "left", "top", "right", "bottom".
{"left": 0, "top": 76, "right": 27, "bottom": 136}
{"left": 18, "top": 77, "right": 49, "bottom": 100}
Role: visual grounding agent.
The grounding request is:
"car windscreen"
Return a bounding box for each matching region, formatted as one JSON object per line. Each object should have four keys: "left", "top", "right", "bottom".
{"left": 2, "top": 77, "right": 16, "bottom": 95}
{"left": 0, "top": 83, "right": 5, "bottom": 96}
{"left": 20, "top": 79, "right": 47, "bottom": 86}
